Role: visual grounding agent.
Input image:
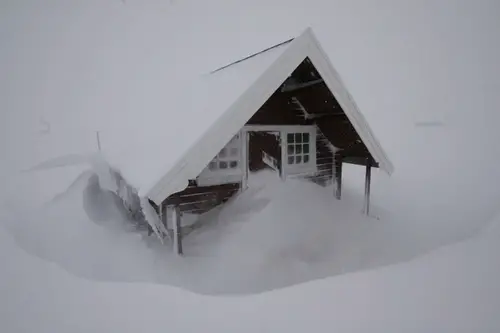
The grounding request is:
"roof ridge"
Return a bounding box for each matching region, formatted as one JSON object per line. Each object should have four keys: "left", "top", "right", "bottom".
{"left": 209, "top": 37, "right": 294, "bottom": 74}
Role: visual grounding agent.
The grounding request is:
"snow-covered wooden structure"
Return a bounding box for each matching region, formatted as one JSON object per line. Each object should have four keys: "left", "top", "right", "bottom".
{"left": 120, "top": 28, "right": 393, "bottom": 254}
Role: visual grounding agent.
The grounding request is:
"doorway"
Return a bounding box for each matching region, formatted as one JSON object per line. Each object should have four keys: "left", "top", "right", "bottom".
{"left": 246, "top": 131, "right": 282, "bottom": 188}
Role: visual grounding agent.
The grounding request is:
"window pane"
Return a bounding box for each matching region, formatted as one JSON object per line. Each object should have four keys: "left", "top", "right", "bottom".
{"left": 219, "top": 161, "right": 228, "bottom": 169}
{"left": 296, "top": 155, "right": 302, "bottom": 164}
{"left": 288, "top": 156, "right": 295, "bottom": 164}
{"left": 295, "top": 133, "right": 302, "bottom": 143}
{"left": 304, "top": 154, "right": 309, "bottom": 163}
{"left": 208, "top": 161, "right": 217, "bottom": 170}
{"left": 303, "top": 144, "right": 309, "bottom": 154}
{"left": 287, "top": 133, "right": 294, "bottom": 143}
{"left": 288, "top": 144, "right": 294, "bottom": 154}
{"left": 230, "top": 147, "right": 238, "bottom": 156}
{"left": 295, "top": 144, "right": 302, "bottom": 154}
{"left": 303, "top": 133, "right": 310, "bottom": 143}
{"left": 219, "top": 148, "right": 227, "bottom": 158}
{"left": 230, "top": 161, "right": 238, "bottom": 169}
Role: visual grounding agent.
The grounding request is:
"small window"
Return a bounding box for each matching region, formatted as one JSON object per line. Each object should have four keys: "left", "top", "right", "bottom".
{"left": 199, "top": 133, "right": 243, "bottom": 186}
{"left": 208, "top": 161, "right": 217, "bottom": 170}
{"left": 219, "top": 148, "right": 227, "bottom": 158}
{"left": 286, "top": 129, "right": 314, "bottom": 167}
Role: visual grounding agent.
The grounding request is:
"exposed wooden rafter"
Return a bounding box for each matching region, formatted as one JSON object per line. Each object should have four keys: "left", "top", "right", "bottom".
{"left": 290, "top": 97, "right": 341, "bottom": 119}
{"left": 281, "top": 78, "right": 324, "bottom": 92}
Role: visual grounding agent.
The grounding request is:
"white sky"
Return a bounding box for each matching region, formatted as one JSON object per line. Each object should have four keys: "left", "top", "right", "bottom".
{"left": 0, "top": 0, "right": 499, "bottom": 211}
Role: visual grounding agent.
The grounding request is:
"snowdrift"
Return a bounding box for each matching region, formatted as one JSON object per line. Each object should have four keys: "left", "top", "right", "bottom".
{"left": 2, "top": 195, "right": 500, "bottom": 332}
{"left": 3, "top": 166, "right": 494, "bottom": 297}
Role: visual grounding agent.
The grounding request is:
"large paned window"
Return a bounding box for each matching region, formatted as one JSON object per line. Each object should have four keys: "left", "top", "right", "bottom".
{"left": 286, "top": 132, "right": 311, "bottom": 165}
{"left": 282, "top": 126, "right": 316, "bottom": 176}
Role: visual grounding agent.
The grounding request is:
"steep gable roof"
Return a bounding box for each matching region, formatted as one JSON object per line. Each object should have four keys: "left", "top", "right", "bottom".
{"left": 141, "top": 27, "right": 393, "bottom": 205}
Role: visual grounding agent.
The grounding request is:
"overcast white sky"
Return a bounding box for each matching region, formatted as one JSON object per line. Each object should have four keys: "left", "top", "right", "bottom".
{"left": 0, "top": 0, "right": 499, "bottom": 212}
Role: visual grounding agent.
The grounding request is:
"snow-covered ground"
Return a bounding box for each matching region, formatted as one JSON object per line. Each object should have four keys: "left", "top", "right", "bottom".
{"left": 2, "top": 0, "right": 500, "bottom": 331}
{"left": 2, "top": 190, "right": 500, "bottom": 332}
{"left": 3, "top": 166, "right": 498, "bottom": 296}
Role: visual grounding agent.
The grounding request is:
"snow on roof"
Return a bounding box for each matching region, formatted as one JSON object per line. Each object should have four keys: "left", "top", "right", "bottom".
{"left": 0, "top": 2, "right": 393, "bottom": 205}
{"left": 141, "top": 28, "right": 394, "bottom": 204}
{"left": 101, "top": 34, "right": 292, "bottom": 202}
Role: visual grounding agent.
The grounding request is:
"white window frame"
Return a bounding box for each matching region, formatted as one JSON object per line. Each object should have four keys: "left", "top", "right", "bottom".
{"left": 196, "top": 126, "right": 317, "bottom": 187}
{"left": 281, "top": 126, "right": 317, "bottom": 177}
{"left": 242, "top": 125, "right": 317, "bottom": 179}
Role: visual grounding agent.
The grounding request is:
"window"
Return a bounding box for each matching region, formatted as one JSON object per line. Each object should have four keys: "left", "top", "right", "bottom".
{"left": 280, "top": 126, "right": 316, "bottom": 177}
{"left": 202, "top": 133, "right": 242, "bottom": 173}
{"left": 286, "top": 132, "right": 312, "bottom": 165}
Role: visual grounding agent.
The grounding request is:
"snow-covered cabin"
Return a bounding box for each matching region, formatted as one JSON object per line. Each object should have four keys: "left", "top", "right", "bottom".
{"left": 127, "top": 28, "right": 394, "bottom": 252}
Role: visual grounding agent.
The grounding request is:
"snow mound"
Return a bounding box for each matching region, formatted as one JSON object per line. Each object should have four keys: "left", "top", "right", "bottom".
{"left": 3, "top": 170, "right": 168, "bottom": 283}
{"left": 5, "top": 167, "right": 486, "bottom": 296}
{"left": 2, "top": 196, "right": 500, "bottom": 332}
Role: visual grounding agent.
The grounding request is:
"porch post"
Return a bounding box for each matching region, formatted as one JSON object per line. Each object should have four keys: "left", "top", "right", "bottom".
{"left": 241, "top": 129, "right": 249, "bottom": 192}
{"left": 159, "top": 202, "right": 166, "bottom": 228}
{"left": 334, "top": 153, "right": 343, "bottom": 200}
{"left": 363, "top": 158, "right": 372, "bottom": 216}
{"left": 171, "top": 205, "right": 183, "bottom": 255}
{"left": 279, "top": 131, "right": 286, "bottom": 181}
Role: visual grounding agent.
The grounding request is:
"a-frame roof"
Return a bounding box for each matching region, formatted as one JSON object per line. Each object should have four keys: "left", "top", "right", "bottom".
{"left": 139, "top": 27, "right": 393, "bottom": 205}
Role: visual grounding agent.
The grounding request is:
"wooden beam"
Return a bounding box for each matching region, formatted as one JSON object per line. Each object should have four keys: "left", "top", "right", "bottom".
{"left": 363, "top": 158, "right": 372, "bottom": 216}
{"left": 334, "top": 153, "right": 343, "bottom": 200}
{"left": 159, "top": 202, "right": 165, "bottom": 228}
{"left": 279, "top": 130, "right": 286, "bottom": 181}
{"left": 241, "top": 130, "right": 249, "bottom": 192}
{"left": 171, "top": 205, "right": 183, "bottom": 255}
{"left": 280, "top": 78, "right": 324, "bottom": 92}
{"left": 342, "top": 156, "right": 379, "bottom": 168}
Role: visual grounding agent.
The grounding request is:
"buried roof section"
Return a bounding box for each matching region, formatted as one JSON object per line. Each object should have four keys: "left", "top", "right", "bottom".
{"left": 145, "top": 27, "right": 394, "bottom": 205}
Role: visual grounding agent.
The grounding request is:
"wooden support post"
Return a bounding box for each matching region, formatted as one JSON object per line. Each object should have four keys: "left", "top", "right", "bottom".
{"left": 159, "top": 202, "right": 167, "bottom": 229}
{"left": 334, "top": 153, "right": 343, "bottom": 200}
{"left": 96, "top": 131, "right": 101, "bottom": 151}
{"left": 159, "top": 202, "right": 163, "bottom": 226}
{"left": 171, "top": 205, "right": 183, "bottom": 255}
{"left": 241, "top": 130, "right": 249, "bottom": 193}
{"left": 279, "top": 131, "right": 286, "bottom": 181}
{"left": 363, "top": 158, "right": 372, "bottom": 216}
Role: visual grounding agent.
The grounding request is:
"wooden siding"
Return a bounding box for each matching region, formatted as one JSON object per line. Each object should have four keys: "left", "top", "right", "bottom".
{"left": 246, "top": 92, "right": 312, "bottom": 126}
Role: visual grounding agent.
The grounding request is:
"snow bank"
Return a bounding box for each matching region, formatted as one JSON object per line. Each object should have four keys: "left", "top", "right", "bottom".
{"left": 2, "top": 198, "right": 500, "bottom": 332}
{"left": 2, "top": 170, "right": 168, "bottom": 284}
{"left": 3, "top": 167, "right": 497, "bottom": 296}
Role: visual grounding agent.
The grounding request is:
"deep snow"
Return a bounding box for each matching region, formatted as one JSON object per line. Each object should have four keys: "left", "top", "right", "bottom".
{"left": 0, "top": 169, "right": 406, "bottom": 294}
{"left": 2, "top": 0, "right": 500, "bottom": 331}
{"left": 2, "top": 195, "right": 500, "bottom": 332}
{"left": 3, "top": 166, "right": 498, "bottom": 297}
